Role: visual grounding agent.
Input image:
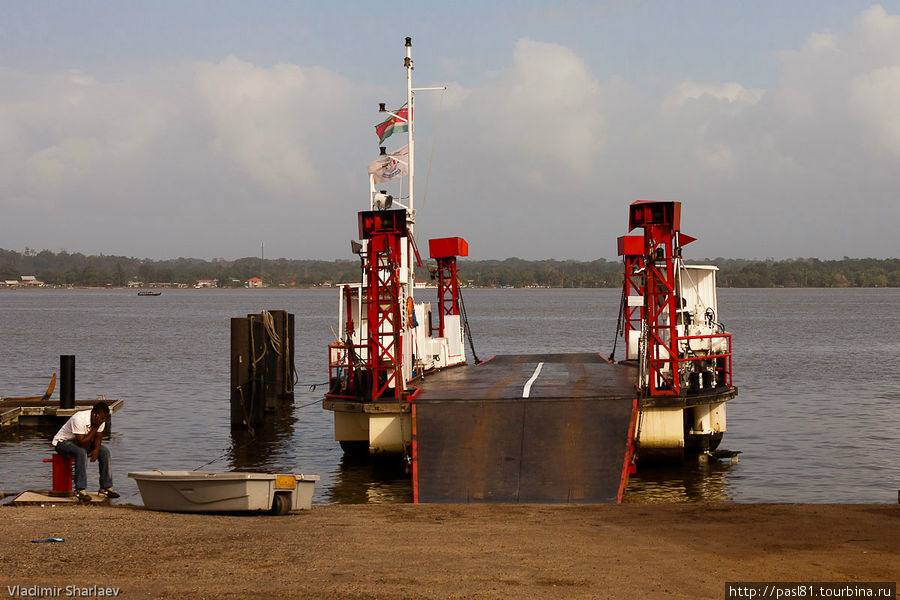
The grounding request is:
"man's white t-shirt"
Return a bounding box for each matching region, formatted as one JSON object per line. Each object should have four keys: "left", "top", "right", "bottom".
{"left": 52, "top": 410, "right": 105, "bottom": 447}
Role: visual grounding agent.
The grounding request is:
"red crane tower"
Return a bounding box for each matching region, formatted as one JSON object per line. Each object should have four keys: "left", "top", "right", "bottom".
{"left": 628, "top": 200, "right": 682, "bottom": 396}
{"left": 428, "top": 237, "right": 468, "bottom": 338}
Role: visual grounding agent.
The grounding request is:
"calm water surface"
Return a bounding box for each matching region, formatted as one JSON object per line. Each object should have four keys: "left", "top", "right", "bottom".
{"left": 0, "top": 288, "right": 897, "bottom": 504}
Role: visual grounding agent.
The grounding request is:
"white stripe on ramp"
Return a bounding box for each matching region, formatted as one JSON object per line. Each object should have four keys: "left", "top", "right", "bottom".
{"left": 522, "top": 362, "right": 544, "bottom": 398}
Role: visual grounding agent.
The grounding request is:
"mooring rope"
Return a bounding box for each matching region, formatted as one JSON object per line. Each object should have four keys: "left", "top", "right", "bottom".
{"left": 609, "top": 279, "right": 627, "bottom": 362}
{"left": 248, "top": 316, "right": 267, "bottom": 367}
{"left": 260, "top": 310, "right": 283, "bottom": 356}
{"left": 457, "top": 285, "right": 480, "bottom": 364}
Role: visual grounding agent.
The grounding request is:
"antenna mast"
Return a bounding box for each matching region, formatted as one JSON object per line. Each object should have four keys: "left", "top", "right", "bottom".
{"left": 405, "top": 36, "right": 415, "bottom": 233}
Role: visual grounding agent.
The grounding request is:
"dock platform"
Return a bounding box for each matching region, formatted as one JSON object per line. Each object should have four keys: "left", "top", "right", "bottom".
{"left": 0, "top": 398, "right": 123, "bottom": 430}
{"left": 410, "top": 353, "right": 638, "bottom": 503}
{"left": 6, "top": 490, "right": 112, "bottom": 506}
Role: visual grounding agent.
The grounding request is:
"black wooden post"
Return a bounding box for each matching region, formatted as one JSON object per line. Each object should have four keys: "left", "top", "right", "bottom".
{"left": 60, "top": 355, "right": 75, "bottom": 409}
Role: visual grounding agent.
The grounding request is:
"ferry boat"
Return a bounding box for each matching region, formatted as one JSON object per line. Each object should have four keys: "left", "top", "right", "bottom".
{"left": 322, "top": 36, "right": 467, "bottom": 456}
{"left": 322, "top": 38, "right": 737, "bottom": 502}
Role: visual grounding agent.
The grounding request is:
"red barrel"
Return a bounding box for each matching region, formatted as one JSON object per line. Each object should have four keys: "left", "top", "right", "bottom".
{"left": 44, "top": 455, "right": 74, "bottom": 492}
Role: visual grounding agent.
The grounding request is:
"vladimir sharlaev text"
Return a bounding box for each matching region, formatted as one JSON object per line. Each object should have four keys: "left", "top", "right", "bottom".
{"left": 6, "top": 585, "right": 120, "bottom": 598}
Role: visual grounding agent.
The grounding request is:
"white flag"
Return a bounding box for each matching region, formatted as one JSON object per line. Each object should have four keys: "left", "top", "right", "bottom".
{"left": 367, "top": 145, "right": 409, "bottom": 183}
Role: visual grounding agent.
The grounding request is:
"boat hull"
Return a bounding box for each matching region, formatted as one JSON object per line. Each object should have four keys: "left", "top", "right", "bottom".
{"left": 323, "top": 398, "right": 412, "bottom": 455}
{"left": 636, "top": 388, "right": 737, "bottom": 460}
{"left": 128, "top": 471, "right": 318, "bottom": 513}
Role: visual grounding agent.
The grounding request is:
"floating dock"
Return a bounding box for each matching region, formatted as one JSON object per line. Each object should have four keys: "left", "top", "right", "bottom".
{"left": 6, "top": 490, "right": 111, "bottom": 506}
{"left": 410, "top": 353, "right": 638, "bottom": 503}
{"left": 0, "top": 398, "right": 123, "bottom": 430}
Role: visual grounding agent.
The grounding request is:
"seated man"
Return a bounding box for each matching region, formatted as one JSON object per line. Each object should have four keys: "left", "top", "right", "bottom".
{"left": 51, "top": 401, "right": 119, "bottom": 501}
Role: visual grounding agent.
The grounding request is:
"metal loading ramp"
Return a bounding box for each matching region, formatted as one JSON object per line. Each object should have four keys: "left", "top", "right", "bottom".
{"left": 410, "top": 354, "right": 638, "bottom": 503}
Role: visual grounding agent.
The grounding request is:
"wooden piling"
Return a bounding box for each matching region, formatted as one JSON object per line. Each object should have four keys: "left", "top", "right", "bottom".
{"left": 250, "top": 315, "right": 268, "bottom": 416}
{"left": 230, "top": 310, "right": 295, "bottom": 428}
{"left": 230, "top": 318, "right": 252, "bottom": 427}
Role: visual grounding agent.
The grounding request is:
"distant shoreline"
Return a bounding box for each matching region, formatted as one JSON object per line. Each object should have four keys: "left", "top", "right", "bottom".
{"left": 1, "top": 285, "right": 898, "bottom": 291}
{"left": 2, "top": 248, "right": 898, "bottom": 288}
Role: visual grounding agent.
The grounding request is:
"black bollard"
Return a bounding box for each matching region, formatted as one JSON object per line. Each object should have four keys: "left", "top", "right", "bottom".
{"left": 60, "top": 355, "right": 75, "bottom": 409}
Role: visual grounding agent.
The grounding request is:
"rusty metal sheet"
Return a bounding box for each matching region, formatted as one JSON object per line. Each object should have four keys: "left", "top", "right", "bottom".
{"left": 411, "top": 353, "right": 637, "bottom": 503}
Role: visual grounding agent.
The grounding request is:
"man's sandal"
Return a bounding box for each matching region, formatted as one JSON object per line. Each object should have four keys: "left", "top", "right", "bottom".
{"left": 98, "top": 488, "right": 120, "bottom": 499}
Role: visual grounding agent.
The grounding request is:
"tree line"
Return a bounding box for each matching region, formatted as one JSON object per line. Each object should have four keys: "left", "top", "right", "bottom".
{"left": 0, "top": 248, "right": 897, "bottom": 288}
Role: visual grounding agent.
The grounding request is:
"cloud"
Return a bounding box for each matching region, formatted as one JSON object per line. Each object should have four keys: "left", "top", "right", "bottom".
{"left": 850, "top": 66, "right": 900, "bottom": 160}
{"left": 769, "top": 5, "right": 900, "bottom": 169}
{"left": 0, "top": 57, "right": 357, "bottom": 214}
{"left": 662, "top": 82, "right": 764, "bottom": 115}
{"left": 0, "top": 58, "right": 366, "bottom": 259}
{"left": 0, "top": 68, "right": 175, "bottom": 209}
{"left": 428, "top": 7, "right": 900, "bottom": 259}
{"left": 3, "top": 5, "right": 900, "bottom": 260}
{"left": 471, "top": 39, "right": 607, "bottom": 183}
{"left": 193, "top": 57, "right": 353, "bottom": 198}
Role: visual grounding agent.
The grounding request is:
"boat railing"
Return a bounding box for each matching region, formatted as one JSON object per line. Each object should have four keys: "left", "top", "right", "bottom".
{"left": 328, "top": 341, "right": 370, "bottom": 382}
{"left": 675, "top": 332, "right": 733, "bottom": 388}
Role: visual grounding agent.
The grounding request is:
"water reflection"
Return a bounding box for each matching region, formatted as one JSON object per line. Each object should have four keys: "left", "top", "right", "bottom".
{"left": 226, "top": 406, "right": 296, "bottom": 472}
{"left": 0, "top": 423, "right": 62, "bottom": 445}
{"left": 327, "top": 453, "right": 412, "bottom": 504}
{"left": 624, "top": 458, "right": 736, "bottom": 503}
{"left": 0, "top": 420, "right": 119, "bottom": 448}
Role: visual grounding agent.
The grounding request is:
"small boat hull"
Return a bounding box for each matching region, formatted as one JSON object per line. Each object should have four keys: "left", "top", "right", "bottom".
{"left": 128, "top": 471, "right": 319, "bottom": 514}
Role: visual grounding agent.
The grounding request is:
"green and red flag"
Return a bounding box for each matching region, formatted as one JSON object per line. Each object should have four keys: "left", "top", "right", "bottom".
{"left": 375, "top": 103, "right": 410, "bottom": 144}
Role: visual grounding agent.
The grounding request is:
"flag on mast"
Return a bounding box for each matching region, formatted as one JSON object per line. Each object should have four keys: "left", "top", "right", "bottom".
{"left": 375, "top": 103, "right": 410, "bottom": 144}
{"left": 367, "top": 145, "right": 409, "bottom": 183}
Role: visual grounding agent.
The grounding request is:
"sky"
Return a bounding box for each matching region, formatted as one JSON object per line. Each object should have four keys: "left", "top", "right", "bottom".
{"left": 2, "top": 1, "right": 899, "bottom": 261}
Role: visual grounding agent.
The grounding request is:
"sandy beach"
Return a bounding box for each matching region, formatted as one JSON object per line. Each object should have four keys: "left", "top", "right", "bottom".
{"left": 1, "top": 503, "right": 896, "bottom": 599}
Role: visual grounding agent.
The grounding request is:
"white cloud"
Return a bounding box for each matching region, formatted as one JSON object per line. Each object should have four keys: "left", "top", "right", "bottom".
{"left": 471, "top": 38, "right": 606, "bottom": 183}
{"left": 193, "top": 57, "right": 353, "bottom": 199}
{"left": 0, "top": 58, "right": 367, "bottom": 259}
{"left": 850, "top": 66, "right": 900, "bottom": 160}
{"left": 432, "top": 7, "right": 900, "bottom": 258}
{"left": 663, "top": 82, "right": 764, "bottom": 114}
{"left": 0, "top": 57, "right": 357, "bottom": 211}
{"left": 801, "top": 31, "right": 839, "bottom": 56}
{"left": 0, "top": 69, "right": 175, "bottom": 208}
{"left": 428, "top": 81, "right": 471, "bottom": 112}
{"left": 762, "top": 4, "right": 900, "bottom": 177}
{"left": 3, "top": 5, "right": 900, "bottom": 260}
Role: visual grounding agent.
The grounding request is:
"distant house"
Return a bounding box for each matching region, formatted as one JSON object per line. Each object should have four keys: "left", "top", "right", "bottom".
{"left": 20, "top": 275, "right": 44, "bottom": 287}
{"left": 246, "top": 277, "right": 264, "bottom": 288}
{"left": 1, "top": 280, "right": 18, "bottom": 288}
{"left": 322, "top": 280, "right": 334, "bottom": 288}
{"left": 194, "top": 279, "right": 218, "bottom": 289}
{"left": 127, "top": 281, "right": 143, "bottom": 288}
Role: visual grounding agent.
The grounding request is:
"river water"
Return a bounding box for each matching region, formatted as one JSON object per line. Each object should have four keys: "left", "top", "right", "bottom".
{"left": 0, "top": 288, "right": 897, "bottom": 504}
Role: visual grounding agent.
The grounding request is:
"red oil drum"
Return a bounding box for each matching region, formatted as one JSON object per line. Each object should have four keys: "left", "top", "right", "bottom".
{"left": 44, "top": 455, "right": 74, "bottom": 492}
